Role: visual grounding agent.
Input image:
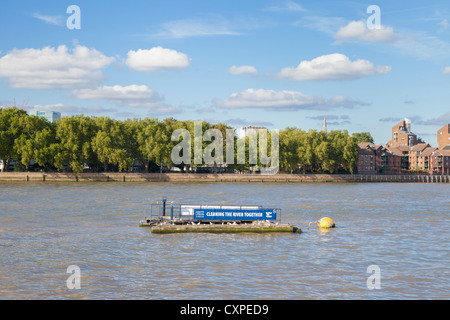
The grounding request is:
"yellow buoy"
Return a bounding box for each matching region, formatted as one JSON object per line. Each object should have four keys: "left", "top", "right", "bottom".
{"left": 318, "top": 217, "right": 335, "bottom": 228}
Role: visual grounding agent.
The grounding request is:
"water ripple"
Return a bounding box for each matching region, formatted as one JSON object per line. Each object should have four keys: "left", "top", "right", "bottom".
{"left": 0, "top": 182, "right": 448, "bottom": 299}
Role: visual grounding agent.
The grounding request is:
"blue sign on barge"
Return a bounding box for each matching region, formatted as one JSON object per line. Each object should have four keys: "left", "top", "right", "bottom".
{"left": 139, "top": 197, "right": 301, "bottom": 234}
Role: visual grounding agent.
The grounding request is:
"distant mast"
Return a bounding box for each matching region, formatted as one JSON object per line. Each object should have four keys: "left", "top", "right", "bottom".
{"left": 323, "top": 116, "right": 327, "bottom": 134}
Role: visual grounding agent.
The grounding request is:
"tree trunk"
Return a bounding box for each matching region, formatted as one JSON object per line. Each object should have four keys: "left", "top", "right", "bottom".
{"left": 2, "top": 157, "right": 11, "bottom": 172}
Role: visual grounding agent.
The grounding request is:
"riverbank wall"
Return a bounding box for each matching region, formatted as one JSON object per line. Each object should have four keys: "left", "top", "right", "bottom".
{"left": 0, "top": 172, "right": 449, "bottom": 183}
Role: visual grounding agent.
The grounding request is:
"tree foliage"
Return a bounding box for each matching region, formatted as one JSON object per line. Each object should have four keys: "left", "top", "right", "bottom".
{"left": 352, "top": 132, "right": 374, "bottom": 144}
{"left": 0, "top": 107, "right": 361, "bottom": 174}
{"left": 280, "top": 127, "right": 358, "bottom": 174}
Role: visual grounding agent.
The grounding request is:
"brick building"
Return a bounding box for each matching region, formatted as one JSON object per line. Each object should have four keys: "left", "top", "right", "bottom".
{"left": 357, "top": 142, "right": 382, "bottom": 173}
{"left": 356, "top": 118, "right": 450, "bottom": 174}
{"left": 418, "top": 147, "right": 438, "bottom": 172}
{"left": 386, "top": 118, "right": 418, "bottom": 148}
{"left": 429, "top": 149, "right": 450, "bottom": 175}
{"left": 382, "top": 146, "right": 403, "bottom": 171}
{"left": 357, "top": 142, "right": 404, "bottom": 173}
{"left": 408, "top": 143, "right": 431, "bottom": 170}
{"left": 437, "top": 124, "right": 450, "bottom": 150}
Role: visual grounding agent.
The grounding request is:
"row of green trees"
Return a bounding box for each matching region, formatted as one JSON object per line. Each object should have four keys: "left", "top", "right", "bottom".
{"left": 280, "top": 127, "right": 359, "bottom": 174}
{"left": 0, "top": 107, "right": 370, "bottom": 174}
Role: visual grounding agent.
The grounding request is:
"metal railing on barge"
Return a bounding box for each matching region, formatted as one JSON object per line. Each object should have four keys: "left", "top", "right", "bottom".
{"left": 143, "top": 197, "right": 282, "bottom": 225}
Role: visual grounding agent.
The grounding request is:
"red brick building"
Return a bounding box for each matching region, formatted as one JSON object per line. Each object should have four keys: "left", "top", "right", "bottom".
{"left": 356, "top": 118, "right": 450, "bottom": 174}
{"left": 357, "top": 142, "right": 382, "bottom": 173}
{"left": 408, "top": 143, "right": 431, "bottom": 171}
{"left": 437, "top": 124, "right": 450, "bottom": 150}
{"left": 429, "top": 149, "right": 450, "bottom": 175}
{"left": 382, "top": 146, "right": 403, "bottom": 171}
{"left": 357, "top": 142, "right": 405, "bottom": 173}
{"left": 386, "top": 118, "right": 418, "bottom": 148}
{"left": 418, "top": 147, "right": 438, "bottom": 172}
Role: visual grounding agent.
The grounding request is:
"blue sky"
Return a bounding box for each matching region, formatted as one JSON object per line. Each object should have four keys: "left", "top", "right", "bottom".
{"left": 1, "top": 0, "right": 450, "bottom": 146}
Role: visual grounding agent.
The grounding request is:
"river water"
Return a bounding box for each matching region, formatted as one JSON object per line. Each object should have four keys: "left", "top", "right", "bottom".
{"left": 0, "top": 182, "right": 448, "bottom": 300}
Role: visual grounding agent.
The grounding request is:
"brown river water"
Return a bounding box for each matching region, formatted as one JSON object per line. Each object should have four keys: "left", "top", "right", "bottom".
{"left": 0, "top": 181, "right": 448, "bottom": 299}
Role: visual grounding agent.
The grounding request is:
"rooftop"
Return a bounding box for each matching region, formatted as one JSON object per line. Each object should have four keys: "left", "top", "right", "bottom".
{"left": 385, "top": 147, "right": 404, "bottom": 156}
{"left": 420, "top": 147, "right": 437, "bottom": 157}
{"left": 437, "top": 149, "right": 450, "bottom": 156}
{"left": 357, "top": 142, "right": 383, "bottom": 150}
{"left": 410, "top": 143, "right": 430, "bottom": 152}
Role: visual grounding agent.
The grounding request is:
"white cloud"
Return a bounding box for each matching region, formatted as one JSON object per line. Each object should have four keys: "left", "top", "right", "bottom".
{"left": 386, "top": 112, "right": 450, "bottom": 127}
{"left": 153, "top": 18, "right": 241, "bottom": 39}
{"left": 308, "top": 114, "right": 351, "bottom": 126}
{"left": 71, "top": 85, "right": 182, "bottom": 115}
{"left": 278, "top": 53, "right": 391, "bottom": 81}
{"left": 72, "top": 85, "right": 162, "bottom": 107}
{"left": 438, "top": 19, "right": 449, "bottom": 32}
{"left": 28, "top": 104, "right": 117, "bottom": 115}
{"left": 263, "top": 1, "right": 306, "bottom": 12}
{"left": 334, "top": 20, "right": 398, "bottom": 44}
{"left": 417, "top": 111, "right": 450, "bottom": 126}
{"left": 394, "top": 32, "right": 450, "bottom": 60}
{"left": 228, "top": 65, "right": 258, "bottom": 75}
{"left": 195, "top": 106, "right": 216, "bottom": 114}
{"left": 32, "top": 13, "right": 65, "bottom": 26}
{"left": 0, "top": 45, "right": 115, "bottom": 89}
{"left": 442, "top": 66, "right": 450, "bottom": 74}
{"left": 126, "top": 47, "right": 191, "bottom": 72}
{"left": 294, "top": 16, "right": 347, "bottom": 36}
{"left": 225, "top": 118, "right": 274, "bottom": 127}
{"left": 214, "top": 88, "right": 369, "bottom": 111}
{"left": 328, "top": 18, "right": 450, "bottom": 61}
{"left": 148, "top": 104, "right": 183, "bottom": 116}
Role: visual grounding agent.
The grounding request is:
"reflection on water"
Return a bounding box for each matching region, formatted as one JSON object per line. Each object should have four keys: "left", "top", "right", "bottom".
{"left": 0, "top": 182, "right": 449, "bottom": 299}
